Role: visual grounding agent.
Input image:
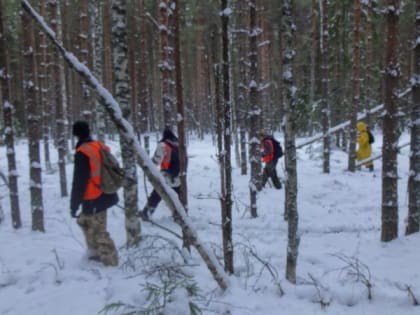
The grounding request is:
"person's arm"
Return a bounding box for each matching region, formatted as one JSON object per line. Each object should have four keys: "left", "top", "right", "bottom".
{"left": 261, "top": 140, "right": 272, "bottom": 159}
{"left": 360, "top": 132, "right": 369, "bottom": 146}
{"left": 152, "top": 143, "right": 165, "bottom": 165}
{"left": 70, "top": 151, "right": 90, "bottom": 214}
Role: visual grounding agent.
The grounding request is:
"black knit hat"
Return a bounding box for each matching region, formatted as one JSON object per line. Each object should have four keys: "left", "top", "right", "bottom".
{"left": 72, "top": 121, "right": 90, "bottom": 138}
{"left": 162, "top": 128, "right": 177, "bottom": 142}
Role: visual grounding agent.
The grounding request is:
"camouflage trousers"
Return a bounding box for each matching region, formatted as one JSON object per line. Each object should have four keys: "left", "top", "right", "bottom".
{"left": 262, "top": 160, "right": 282, "bottom": 189}
{"left": 77, "top": 211, "right": 118, "bottom": 266}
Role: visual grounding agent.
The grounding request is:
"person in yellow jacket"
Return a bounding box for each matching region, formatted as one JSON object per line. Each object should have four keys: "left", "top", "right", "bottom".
{"left": 356, "top": 121, "right": 373, "bottom": 171}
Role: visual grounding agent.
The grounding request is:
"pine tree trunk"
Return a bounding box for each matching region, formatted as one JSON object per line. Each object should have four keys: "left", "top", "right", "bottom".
{"left": 221, "top": 0, "right": 234, "bottom": 274}
{"left": 235, "top": 0, "right": 248, "bottom": 176}
{"left": 309, "top": 0, "right": 317, "bottom": 124}
{"left": 365, "top": 0, "right": 375, "bottom": 123}
{"left": 38, "top": 0, "right": 52, "bottom": 172}
{"left": 112, "top": 0, "right": 141, "bottom": 247}
{"left": 282, "top": 0, "right": 299, "bottom": 284}
{"left": 320, "top": 0, "right": 330, "bottom": 173}
{"left": 348, "top": 0, "right": 361, "bottom": 172}
{"left": 49, "top": 0, "right": 68, "bottom": 198}
{"left": 381, "top": 0, "right": 400, "bottom": 242}
{"left": 0, "top": 0, "right": 22, "bottom": 229}
{"left": 139, "top": 0, "right": 149, "bottom": 135}
{"left": 249, "top": 0, "right": 261, "bottom": 218}
{"left": 21, "top": 7, "right": 44, "bottom": 232}
{"left": 210, "top": 26, "right": 225, "bottom": 222}
{"left": 63, "top": 0, "right": 73, "bottom": 146}
{"left": 406, "top": 0, "right": 420, "bottom": 235}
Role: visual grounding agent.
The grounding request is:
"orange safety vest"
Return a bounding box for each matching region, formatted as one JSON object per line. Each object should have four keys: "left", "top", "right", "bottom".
{"left": 261, "top": 138, "right": 274, "bottom": 163}
{"left": 160, "top": 142, "right": 172, "bottom": 170}
{"left": 76, "top": 141, "right": 104, "bottom": 200}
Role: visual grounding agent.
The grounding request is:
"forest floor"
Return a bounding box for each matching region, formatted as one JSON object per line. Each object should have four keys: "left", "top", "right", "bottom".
{"left": 1, "top": 131, "right": 420, "bottom": 315}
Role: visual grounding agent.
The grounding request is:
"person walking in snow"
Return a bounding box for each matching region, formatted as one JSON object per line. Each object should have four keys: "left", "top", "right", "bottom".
{"left": 70, "top": 121, "right": 119, "bottom": 266}
{"left": 138, "top": 128, "right": 182, "bottom": 221}
{"left": 356, "top": 121, "right": 373, "bottom": 171}
{"left": 260, "top": 129, "right": 283, "bottom": 190}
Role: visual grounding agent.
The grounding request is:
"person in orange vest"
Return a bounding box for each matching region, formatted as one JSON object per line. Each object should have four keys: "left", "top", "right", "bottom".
{"left": 260, "top": 129, "right": 282, "bottom": 190}
{"left": 70, "top": 121, "right": 118, "bottom": 266}
{"left": 138, "top": 128, "right": 181, "bottom": 221}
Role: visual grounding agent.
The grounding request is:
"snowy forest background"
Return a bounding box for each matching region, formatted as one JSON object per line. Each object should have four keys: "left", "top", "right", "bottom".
{"left": 1, "top": 0, "right": 420, "bottom": 314}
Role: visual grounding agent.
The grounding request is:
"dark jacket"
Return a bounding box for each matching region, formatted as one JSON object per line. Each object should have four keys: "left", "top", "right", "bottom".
{"left": 70, "top": 137, "right": 118, "bottom": 215}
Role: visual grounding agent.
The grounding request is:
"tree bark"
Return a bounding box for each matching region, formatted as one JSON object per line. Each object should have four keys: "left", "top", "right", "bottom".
{"left": 381, "top": 0, "right": 400, "bottom": 242}
{"left": 406, "top": 0, "right": 420, "bottom": 235}
{"left": 49, "top": 0, "right": 68, "bottom": 198}
{"left": 38, "top": 0, "right": 52, "bottom": 172}
{"left": 173, "top": 0, "right": 191, "bottom": 250}
{"left": 111, "top": 0, "right": 141, "bottom": 247}
{"left": 347, "top": 0, "right": 361, "bottom": 172}
{"left": 221, "top": 0, "right": 234, "bottom": 274}
{"left": 159, "top": 0, "right": 174, "bottom": 128}
{"left": 0, "top": 0, "right": 22, "bottom": 229}
{"left": 79, "top": 0, "right": 93, "bottom": 124}
{"left": 282, "top": 0, "right": 299, "bottom": 284}
{"left": 320, "top": 0, "right": 330, "bottom": 173}
{"left": 248, "top": 0, "right": 261, "bottom": 218}
{"left": 90, "top": 0, "right": 106, "bottom": 142}
{"left": 21, "top": 7, "right": 44, "bottom": 232}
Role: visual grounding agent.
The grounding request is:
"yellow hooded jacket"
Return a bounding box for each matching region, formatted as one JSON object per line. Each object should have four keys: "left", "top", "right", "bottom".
{"left": 356, "top": 122, "right": 372, "bottom": 165}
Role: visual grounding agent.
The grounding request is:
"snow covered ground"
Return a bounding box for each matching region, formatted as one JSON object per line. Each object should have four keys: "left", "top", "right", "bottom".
{"left": 1, "top": 130, "right": 419, "bottom": 315}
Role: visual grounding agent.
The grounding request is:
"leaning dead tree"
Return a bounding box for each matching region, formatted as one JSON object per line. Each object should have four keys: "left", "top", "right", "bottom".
{"left": 21, "top": 0, "right": 229, "bottom": 291}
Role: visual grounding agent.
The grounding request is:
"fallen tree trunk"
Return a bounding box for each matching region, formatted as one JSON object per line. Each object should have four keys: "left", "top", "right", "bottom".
{"left": 355, "top": 142, "right": 410, "bottom": 167}
{"left": 21, "top": 0, "right": 229, "bottom": 291}
{"left": 296, "top": 86, "right": 412, "bottom": 150}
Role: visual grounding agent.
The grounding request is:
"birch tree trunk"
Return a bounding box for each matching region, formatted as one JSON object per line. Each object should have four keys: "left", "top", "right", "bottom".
{"left": 21, "top": 8, "right": 44, "bottom": 232}
{"left": 320, "top": 0, "right": 330, "bottom": 173}
{"left": 282, "top": 0, "right": 299, "bottom": 284}
{"left": 80, "top": 0, "right": 92, "bottom": 124}
{"left": 112, "top": 0, "right": 141, "bottom": 247}
{"left": 90, "top": 0, "right": 106, "bottom": 141}
{"left": 381, "top": 0, "right": 400, "bottom": 242}
{"left": 248, "top": 0, "right": 261, "bottom": 218}
{"left": 173, "top": 0, "right": 191, "bottom": 250}
{"left": 221, "top": 0, "right": 234, "bottom": 274}
{"left": 49, "top": 0, "right": 68, "bottom": 198}
{"left": 348, "top": 0, "right": 361, "bottom": 172}
{"left": 159, "top": 0, "right": 174, "bottom": 128}
{"left": 0, "top": 0, "right": 21, "bottom": 229}
{"left": 406, "top": 0, "right": 420, "bottom": 235}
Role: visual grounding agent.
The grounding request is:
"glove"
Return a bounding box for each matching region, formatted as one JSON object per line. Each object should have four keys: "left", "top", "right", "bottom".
{"left": 71, "top": 208, "right": 80, "bottom": 218}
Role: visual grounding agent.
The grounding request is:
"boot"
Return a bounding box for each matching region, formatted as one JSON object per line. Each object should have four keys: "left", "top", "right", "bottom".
{"left": 137, "top": 206, "right": 155, "bottom": 221}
